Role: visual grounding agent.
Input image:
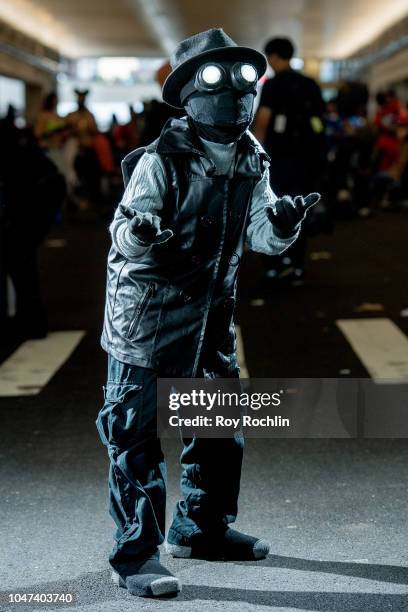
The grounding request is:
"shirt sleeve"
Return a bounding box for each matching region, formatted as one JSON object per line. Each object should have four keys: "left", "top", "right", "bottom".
{"left": 109, "top": 152, "right": 167, "bottom": 259}
{"left": 245, "top": 163, "right": 299, "bottom": 255}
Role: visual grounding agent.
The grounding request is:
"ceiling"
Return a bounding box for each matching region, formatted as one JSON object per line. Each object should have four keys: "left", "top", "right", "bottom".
{"left": 1, "top": 0, "right": 408, "bottom": 59}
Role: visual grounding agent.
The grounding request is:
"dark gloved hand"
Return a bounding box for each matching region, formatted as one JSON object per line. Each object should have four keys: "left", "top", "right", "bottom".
{"left": 265, "top": 192, "right": 321, "bottom": 238}
{"left": 120, "top": 204, "right": 173, "bottom": 246}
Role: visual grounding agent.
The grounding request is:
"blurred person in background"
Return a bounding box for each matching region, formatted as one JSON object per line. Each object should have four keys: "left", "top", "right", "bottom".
{"left": 139, "top": 61, "right": 183, "bottom": 145}
{"left": 324, "top": 99, "right": 343, "bottom": 159}
{"left": 0, "top": 107, "right": 17, "bottom": 325}
{"left": 66, "top": 89, "right": 102, "bottom": 210}
{"left": 108, "top": 106, "right": 141, "bottom": 164}
{"left": 374, "top": 89, "right": 408, "bottom": 128}
{"left": 327, "top": 81, "right": 374, "bottom": 219}
{"left": 35, "top": 91, "right": 68, "bottom": 175}
{"left": 0, "top": 113, "right": 65, "bottom": 339}
{"left": 122, "top": 104, "right": 142, "bottom": 152}
{"left": 254, "top": 37, "right": 326, "bottom": 287}
{"left": 371, "top": 111, "right": 408, "bottom": 211}
{"left": 67, "top": 88, "right": 98, "bottom": 147}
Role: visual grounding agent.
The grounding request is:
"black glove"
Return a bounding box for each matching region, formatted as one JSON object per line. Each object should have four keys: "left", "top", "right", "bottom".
{"left": 265, "top": 192, "right": 321, "bottom": 238}
{"left": 120, "top": 204, "right": 173, "bottom": 246}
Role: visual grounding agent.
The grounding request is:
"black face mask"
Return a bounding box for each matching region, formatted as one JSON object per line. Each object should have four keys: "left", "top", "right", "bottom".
{"left": 184, "top": 89, "right": 255, "bottom": 143}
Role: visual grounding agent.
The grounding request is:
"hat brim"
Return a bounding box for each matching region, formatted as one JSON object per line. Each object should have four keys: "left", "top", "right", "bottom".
{"left": 162, "top": 46, "right": 267, "bottom": 108}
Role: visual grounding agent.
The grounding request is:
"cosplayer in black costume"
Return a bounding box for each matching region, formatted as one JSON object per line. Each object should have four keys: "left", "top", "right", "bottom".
{"left": 97, "top": 29, "right": 320, "bottom": 598}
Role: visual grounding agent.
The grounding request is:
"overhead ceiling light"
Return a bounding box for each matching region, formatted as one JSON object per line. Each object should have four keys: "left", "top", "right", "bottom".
{"left": 329, "top": 0, "right": 408, "bottom": 57}
{"left": 1, "top": 0, "right": 93, "bottom": 55}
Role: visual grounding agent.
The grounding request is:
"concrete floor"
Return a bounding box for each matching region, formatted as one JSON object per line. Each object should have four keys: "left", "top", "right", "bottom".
{"left": 1, "top": 211, "right": 408, "bottom": 611}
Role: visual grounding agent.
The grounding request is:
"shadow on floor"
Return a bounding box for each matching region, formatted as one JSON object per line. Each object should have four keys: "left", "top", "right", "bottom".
{"left": 232, "top": 554, "right": 408, "bottom": 585}
{"left": 179, "top": 586, "right": 408, "bottom": 611}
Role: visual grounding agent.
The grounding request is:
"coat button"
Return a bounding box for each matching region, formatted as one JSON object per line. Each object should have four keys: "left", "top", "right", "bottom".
{"left": 229, "top": 253, "right": 240, "bottom": 266}
{"left": 191, "top": 255, "right": 201, "bottom": 265}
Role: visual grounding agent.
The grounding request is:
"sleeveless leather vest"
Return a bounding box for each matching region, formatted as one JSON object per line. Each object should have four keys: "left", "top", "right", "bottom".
{"left": 101, "top": 117, "right": 267, "bottom": 377}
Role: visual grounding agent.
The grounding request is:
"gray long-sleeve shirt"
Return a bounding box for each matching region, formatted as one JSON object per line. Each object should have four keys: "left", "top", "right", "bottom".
{"left": 111, "top": 135, "right": 298, "bottom": 259}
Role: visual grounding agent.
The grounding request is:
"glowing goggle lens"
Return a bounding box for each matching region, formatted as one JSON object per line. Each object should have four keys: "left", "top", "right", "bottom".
{"left": 239, "top": 64, "right": 257, "bottom": 84}
{"left": 201, "top": 64, "right": 223, "bottom": 86}
{"left": 195, "top": 62, "right": 258, "bottom": 92}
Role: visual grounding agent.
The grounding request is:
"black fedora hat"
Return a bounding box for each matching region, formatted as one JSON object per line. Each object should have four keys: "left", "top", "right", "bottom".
{"left": 162, "top": 28, "right": 267, "bottom": 109}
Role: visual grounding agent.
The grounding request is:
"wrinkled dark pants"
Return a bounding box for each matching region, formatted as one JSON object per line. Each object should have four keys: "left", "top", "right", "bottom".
{"left": 96, "top": 355, "right": 243, "bottom": 573}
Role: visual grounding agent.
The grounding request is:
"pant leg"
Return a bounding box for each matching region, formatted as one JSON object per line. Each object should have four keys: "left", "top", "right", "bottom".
{"left": 96, "top": 356, "right": 166, "bottom": 570}
{"left": 168, "top": 434, "right": 244, "bottom": 544}
{"left": 168, "top": 370, "right": 244, "bottom": 545}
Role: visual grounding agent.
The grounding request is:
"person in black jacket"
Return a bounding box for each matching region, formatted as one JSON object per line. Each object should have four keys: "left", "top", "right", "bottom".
{"left": 254, "top": 37, "right": 326, "bottom": 285}
{"left": 96, "top": 29, "right": 320, "bottom": 598}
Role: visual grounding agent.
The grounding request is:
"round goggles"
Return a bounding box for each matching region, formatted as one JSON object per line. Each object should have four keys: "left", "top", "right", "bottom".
{"left": 196, "top": 62, "right": 258, "bottom": 93}
{"left": 180, "top": 62, "right": 258, "bottom": 103}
